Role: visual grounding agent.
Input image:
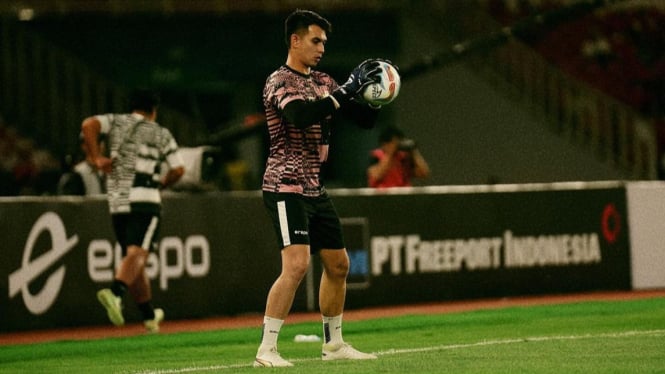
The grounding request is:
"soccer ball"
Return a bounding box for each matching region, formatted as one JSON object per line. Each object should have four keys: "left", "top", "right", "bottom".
{"left": 361, "top": 60, "right": 401, "bottom": 106}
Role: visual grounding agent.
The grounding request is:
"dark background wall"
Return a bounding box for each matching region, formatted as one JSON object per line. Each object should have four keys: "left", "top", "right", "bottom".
{"left": 0, "top": 2, "right": 636, "bottom": 191}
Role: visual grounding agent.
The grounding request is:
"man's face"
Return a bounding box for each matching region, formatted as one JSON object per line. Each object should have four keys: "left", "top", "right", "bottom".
{"left": 294, "top": 24, "right": 327, "bottom": 68}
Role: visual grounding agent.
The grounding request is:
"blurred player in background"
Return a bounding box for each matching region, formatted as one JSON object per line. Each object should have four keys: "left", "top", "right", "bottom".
{"left": 57, "top": 133, "right": 106, "bottom": 196}
{"left": 367, "top": 125, "right": 430, "bottom": 188}
{"left": 81, "top": 89, "right": 185, "bottom": 333}
{"left": 255, "top": 9, "right": 381, "bottom": 367}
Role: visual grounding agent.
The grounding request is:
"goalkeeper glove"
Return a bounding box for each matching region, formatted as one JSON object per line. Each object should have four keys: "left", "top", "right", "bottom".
{"left": 333, "top": 59, "right": 382, "bottom": 103}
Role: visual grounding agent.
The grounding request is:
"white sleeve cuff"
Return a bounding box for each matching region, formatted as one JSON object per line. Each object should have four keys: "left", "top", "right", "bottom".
{"left": 329, "top": 95, "right": 341, "bottom": 109}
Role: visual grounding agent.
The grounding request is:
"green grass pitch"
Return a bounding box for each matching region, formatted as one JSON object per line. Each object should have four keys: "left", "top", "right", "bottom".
{"left": 2, "top": 297, "right": 664, "bottom": 373}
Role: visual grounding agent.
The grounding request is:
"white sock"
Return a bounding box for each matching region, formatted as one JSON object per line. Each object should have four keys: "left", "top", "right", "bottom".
{"left": 322, "top": 314, "right": 344, "bottom": 344}
{"left": 259, "top": 316, "right": 284, "bottom": 352}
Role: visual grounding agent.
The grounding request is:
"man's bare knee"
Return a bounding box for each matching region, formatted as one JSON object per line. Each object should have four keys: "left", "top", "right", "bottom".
{"left": 321, "top": 250, "right": 349, "bottom": 279}
{"left": 281, "top": 245, "right": 311, "bottom": 284}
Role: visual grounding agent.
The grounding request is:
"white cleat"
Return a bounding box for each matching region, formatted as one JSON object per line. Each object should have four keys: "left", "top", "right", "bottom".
{"left": 254, "top": 347, "right": 294, "bottom": 367}
{"left": 144, "top": 308, "right": 164, "bottom": 333}
{"left": 322, "top": 342, "right": 377, "bottom": 361}
{"left": 97, "top": 288, "right": 124, "bottom": 326}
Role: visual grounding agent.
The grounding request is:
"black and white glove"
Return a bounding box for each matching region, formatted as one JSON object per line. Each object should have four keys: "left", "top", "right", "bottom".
{"left": 333, "top": 59, "right": 382, "bottom": 103}
{"left": 357, "top": 58, "right": 384, "bottom": 86}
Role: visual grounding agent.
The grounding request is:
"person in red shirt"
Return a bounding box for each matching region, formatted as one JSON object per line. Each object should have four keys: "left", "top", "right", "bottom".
{"left": 367, "top": 126, "right": 430, "bottom": 188}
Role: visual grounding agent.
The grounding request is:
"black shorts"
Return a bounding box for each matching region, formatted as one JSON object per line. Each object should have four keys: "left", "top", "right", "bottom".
{"left": 111, "top": 212, "right": 161, "bottom": 255}
{"left": 263, "top": 191, "right": 345, "bottom": 252}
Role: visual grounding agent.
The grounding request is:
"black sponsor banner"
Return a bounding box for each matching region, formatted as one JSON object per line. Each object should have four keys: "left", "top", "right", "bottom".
{"left": 1, "top": 186, "right": 630, "bottom": 332}
{"left": 1, "top": 194, "right": 281, "bottom": 332}
{"left": 330, "top": 187, "right": 630, "bottom": 308}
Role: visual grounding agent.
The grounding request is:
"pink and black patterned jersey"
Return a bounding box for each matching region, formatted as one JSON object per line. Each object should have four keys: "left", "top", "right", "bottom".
{"left": 262, "top": 65, "right": 339, "bottom": 197}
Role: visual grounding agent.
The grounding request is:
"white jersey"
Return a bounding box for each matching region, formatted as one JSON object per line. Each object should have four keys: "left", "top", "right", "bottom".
{"left": 73, "top": 161, "right": 105, "bottom": 195}
{"left": 96, "top": 113, "right": 184, "bottom": 214}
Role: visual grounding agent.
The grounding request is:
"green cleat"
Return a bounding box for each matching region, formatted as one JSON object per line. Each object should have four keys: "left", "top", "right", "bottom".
{"left": 96, "top": 288, "right": 124, "bottom": 326}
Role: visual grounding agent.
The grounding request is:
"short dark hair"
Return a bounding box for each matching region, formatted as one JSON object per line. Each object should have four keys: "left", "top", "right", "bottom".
{"left": 128, "top": 89, "right": 160, "bottom": 113}
{"left": 284, "top": 9, "right": 332, "bottom": 48}
{"left": 379, "top": 125, "right": 405, "bottom": 144}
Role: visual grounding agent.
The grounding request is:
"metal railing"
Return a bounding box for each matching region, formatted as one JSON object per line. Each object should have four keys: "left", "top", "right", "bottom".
{"left": 480, "top": 40, "right": 657, "bottom": 179}
{"left": 399, "top": 1, "right": 658, "bottom": 179}
{"left": 0, "top": 17, "right": 206, "bottom": 158}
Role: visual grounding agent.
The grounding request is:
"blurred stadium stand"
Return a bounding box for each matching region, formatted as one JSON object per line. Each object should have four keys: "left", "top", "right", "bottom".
{"left": 481, "top": 0, "right": 664, "bottom": 178}
{"left": 0, "top": 0, "right": 663, "bottom": 194}
{"left": 451, "top": 0, "right": 663, "bottom": 179}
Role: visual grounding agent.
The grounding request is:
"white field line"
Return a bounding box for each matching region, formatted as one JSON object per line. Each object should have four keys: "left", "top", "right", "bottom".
{"left": 129, "top": 329, "right": 665, "bottom": 374}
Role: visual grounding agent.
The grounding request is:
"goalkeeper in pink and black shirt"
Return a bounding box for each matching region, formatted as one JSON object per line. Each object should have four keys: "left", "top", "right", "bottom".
{"left": 254, "top": 9, "right": 382, "bottom": 368}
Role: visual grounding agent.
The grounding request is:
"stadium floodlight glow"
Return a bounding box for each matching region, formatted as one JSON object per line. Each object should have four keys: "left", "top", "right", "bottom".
{"left": 17, "top": 8, "right": 35, "bottom": 21}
